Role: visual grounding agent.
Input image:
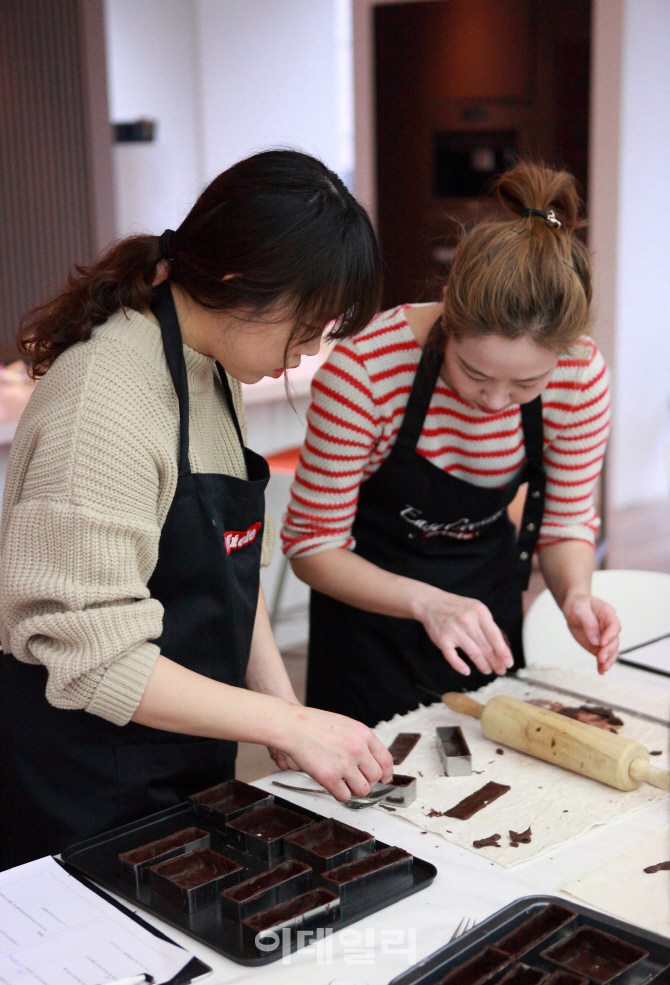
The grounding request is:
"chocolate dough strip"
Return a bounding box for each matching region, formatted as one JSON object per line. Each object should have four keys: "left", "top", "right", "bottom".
{"left": 445, "top": 781, "right": 511, "bottom": 820}
{"left": 473, "top": 833, "right": 501, "bottom": 849}
{"left": 643, "top": 860, "right": 670, "bottom": 874}
{"left": 387, "top": 732, "right": 421, "bottom": 765}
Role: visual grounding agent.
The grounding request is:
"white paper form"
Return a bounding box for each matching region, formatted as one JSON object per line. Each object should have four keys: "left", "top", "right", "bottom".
{"left": 0, "top": 856, "right": 191, "bottom": 985}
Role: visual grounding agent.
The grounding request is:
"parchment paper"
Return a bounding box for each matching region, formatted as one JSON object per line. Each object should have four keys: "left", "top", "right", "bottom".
{"left": 560, "top": 825, "right": 670, "bottom": 936}
{"left": 371, "top": 672, "right": 669, "bottom": 867}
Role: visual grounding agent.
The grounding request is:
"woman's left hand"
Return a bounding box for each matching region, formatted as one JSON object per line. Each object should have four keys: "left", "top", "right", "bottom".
{"left": 562, "top": 594, "right": 621, "bottom": 674}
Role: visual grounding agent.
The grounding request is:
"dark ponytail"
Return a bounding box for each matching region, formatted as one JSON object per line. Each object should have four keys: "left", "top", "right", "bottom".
{"left": 19, "top": 150, "right": 381, "bottom": 377}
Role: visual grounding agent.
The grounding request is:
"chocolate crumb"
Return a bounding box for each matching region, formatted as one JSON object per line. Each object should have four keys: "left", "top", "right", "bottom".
{"left": 509, "top": 826, "right": 532, "bottom": 847}
{"left": 650, "top": 750, "right": 662, "bottom": 756}
{"left": 421, "top": 831, "right": 427, "bottom": 834}
{"left": 426, "top": 808, "right": 448, "bottom": 818}
{"left": 379, "top": 804, "right": 396, "bottom": 812}
{"left": 473, "top": 833, "right": 501, "bottom": 849}
{"left": 551, "top": 738, "right": 556, "bottom": 748}
{"left": 473, "top": 770, "right": 484, "bottom": 774}
{"left": 644, "top": 860, "right": 670, "bottom": 874}
{"left": 496, "top": 748, "right": 504, "bottom": 755}
{"left": 563, "top": 810, "right": 569, "bottom": 813}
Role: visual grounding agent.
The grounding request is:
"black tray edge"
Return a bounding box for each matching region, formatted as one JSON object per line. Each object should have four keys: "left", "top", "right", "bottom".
{"left": 388, "top": 895, "right": 670, "bottom": 985}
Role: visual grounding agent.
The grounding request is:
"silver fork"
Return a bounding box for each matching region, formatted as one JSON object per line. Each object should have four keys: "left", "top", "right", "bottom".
{"left": 449, "top": 917, "right": 476, "bottom": 942}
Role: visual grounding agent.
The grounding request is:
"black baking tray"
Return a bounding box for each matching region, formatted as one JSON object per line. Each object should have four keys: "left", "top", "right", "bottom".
{"left": 389, "top": 896, "right": 670, "bottom": 985}
{"left": 61, "top": 792, "right": 436, "bottom": 966}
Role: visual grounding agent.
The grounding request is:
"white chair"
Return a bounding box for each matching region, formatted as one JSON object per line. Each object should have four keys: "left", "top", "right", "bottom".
{"left": 522, "top": 569, "right": 670, "bottom": 671}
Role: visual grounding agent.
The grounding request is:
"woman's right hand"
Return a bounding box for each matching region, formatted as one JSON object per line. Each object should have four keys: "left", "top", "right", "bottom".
{"left": 412, "top": 585, "right": 514, "bottom": 676}
{"left": 277, "top": 705, "right": 394, "bottom": 803}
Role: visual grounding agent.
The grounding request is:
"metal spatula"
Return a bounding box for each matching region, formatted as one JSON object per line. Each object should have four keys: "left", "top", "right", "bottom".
{"left": 272, "top": 779, "right": 396, "bottom": 810}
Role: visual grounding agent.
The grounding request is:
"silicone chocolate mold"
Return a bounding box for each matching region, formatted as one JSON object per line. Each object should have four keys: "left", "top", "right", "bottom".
{"left": 437, "top": 945, "right": 514, "bottom": 985}
{"left": 541, "top": 927, "right": 648, "bottom": 984}
{"left": 118, "top": 827, "right": 210, "bottom": 887}
{"left": 322, "top": 846, "right": 413, "bottom": 904}
{"left": 220, "top": 859, "right": 312, "bottom": 922}
{"left": 497, "top": 903, "right": 576, "bottom": 956}
{"left": 150, "top": 847, "right": 243, "bottom": 912}
{"left": 189, "top": 779, "right": 272, "bottom": 832}
{"left": 225, "top": 804, "right": 314, "bottom": 865}
{"left": 284, "top": 818, "right": 375, "bottom": 872}
{"left": 243, "top": 888, "right": 340, "bottom": 949}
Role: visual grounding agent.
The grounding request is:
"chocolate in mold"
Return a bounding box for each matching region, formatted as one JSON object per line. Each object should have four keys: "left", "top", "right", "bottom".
{"left": 544, "top": 972, "right": 589, "bottom": 985}
{"left": 220, "top": 859, "right": 312, "bottom": 922}
{"left": 445, "top": 782, "right": 511, "bottom": 820}
{"left": 150, "top": 847, "right": 243, "bottom": 912}
{"left": 226, "top": 804, "right": 314, "bottom": 865}
{"left": 644, "top": 861, "right": 670, "bottom": 874}
{"left": 119, "top": 827, "right": 209, "bottom": 885}
{"left": 497, "top": 904, "right": 576, "bottom": 956}
{"left": 189, "top": 779, "right": 272, "bottom": 829}
{"left": 242, "top": 888, "right": 340, "bottom": 948}
{"left": 388, "top": 732, "right": 421, "bottom": 765}
{"left": 509, "top": 827, "right": 532, "bottom": 847}
{"left": 541, "top": 926, "right": 648, "bottom": 984}
{"left": 284, "top": 818, "right": 375, "bottom": 872}
{"left": 322, "top": 846, "right": 412, "bottom": 904}
{"left": 499, "top": 965, "right": 548, "bottom": 985}
{"left": 473, "top": 834, "right": 501, "bottom": 849}
{"left": 437, "top": 945, "right": 514, "bottom": 985}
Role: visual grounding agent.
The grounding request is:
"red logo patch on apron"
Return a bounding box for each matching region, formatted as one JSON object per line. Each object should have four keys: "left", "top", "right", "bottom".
{"left": 223, "top": 521, "right": 262, "bottom": 556}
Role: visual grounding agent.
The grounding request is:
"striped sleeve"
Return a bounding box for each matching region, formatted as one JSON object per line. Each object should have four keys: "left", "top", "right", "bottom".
{"left": 281, "top": 339, "right": 382, "bottom": 558}
{"left": 538, "top": 340, "right": 609, "bottom": 548}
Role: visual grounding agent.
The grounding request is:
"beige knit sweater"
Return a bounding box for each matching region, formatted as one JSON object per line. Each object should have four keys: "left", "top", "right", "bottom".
{"left": 0, "top": 308, "right": 275, "bottom": 726}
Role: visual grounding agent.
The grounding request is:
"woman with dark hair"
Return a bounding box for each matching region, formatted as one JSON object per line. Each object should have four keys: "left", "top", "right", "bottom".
{"left": 0, "top": 149, "right": 392, "bottom": 866}
{"left": 284, "top": 162, "right": 621, "bottom": 728}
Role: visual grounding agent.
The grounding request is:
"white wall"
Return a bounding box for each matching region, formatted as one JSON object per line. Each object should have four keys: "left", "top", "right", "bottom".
{"left": 196, "top": 0, "right": 352, "bottom": 186}
{"left": 609, "top": 0, "right": 670, "bottom": 508}
{"left": 104, "top": 0, "right": 354, "bottom": 237}
{"left": 104, "top": 0, "right": 204, "bottom": 236}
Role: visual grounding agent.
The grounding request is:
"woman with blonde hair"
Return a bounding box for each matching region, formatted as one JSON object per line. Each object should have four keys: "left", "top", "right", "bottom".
{"left": 283, "top": 161, "right": 620, "bottom": 727}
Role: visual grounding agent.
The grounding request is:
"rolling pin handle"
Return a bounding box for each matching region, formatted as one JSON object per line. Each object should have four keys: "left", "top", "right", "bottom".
{"left": 442, "top": 692, "right": 484, "bottom": 719}
{"left": 629, "top": 757, "right": 670, "bottom": 792}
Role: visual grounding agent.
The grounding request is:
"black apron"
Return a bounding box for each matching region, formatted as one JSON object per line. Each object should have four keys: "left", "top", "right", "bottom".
{"left": 0, "top": 282, "right": 270, "bottom": 867}
{"left": 307, "top": 323, "right": 545, "bottom": 727}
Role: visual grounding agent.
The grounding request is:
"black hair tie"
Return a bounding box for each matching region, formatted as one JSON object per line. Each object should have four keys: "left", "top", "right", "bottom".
{"left": 158, "top": 229, "right": 175, "bottom": 260}
{"left": 522, "top": 208, "right": 562, "bottom": 229}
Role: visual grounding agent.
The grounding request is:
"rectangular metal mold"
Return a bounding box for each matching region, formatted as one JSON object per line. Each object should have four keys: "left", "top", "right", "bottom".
{"left": 188, "top": 779, "right": 272, "bottom": 833}
{"left": 60, "top": 794, "right": 437, "bottom": 967}
{"left": 384, "top": 773, "right": 418, "bottom": 808}
{"left": 242, "top": 887, "right": 340, "bottom": 950}
{"left": 497, "top": 904, "right": 577, "bottom": 957}
{"left": 220, "top": 859, "right": 312, "bottom": 922}
{"left": 149, "top": 847, "right": 243, "bottom": 913}
{"left": 389, "top": 897, "right": 670, "bottom": 985}
{"left": 225, "top": 804, "right": 314, "bottom": 865}
{"left": 498, "top": 966, "right": 549, "bottom": 985}
{"left": 284, "top": 817, "right": 376, "bottom": 872}
{"left": 118, "top": 826, "right": 210, "bottom": 888}
{"left": 321, "top": 846, "right": 413, "bottom": 905}
{"left": 438, "top": 945, "right": 514, "bottom": 985}
{"left": 541, "top": 927, "right": 649, "bottom": 984}
{"left": 437, "top": 726, "right": 472, "bottom": 776}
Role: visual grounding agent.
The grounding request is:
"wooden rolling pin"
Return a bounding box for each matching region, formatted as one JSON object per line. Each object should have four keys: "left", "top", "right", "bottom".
{"left": 443, "top": 693, "right": 670, "bottom": 792}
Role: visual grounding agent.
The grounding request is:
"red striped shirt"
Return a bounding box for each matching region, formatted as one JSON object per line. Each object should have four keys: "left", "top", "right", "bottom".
{"left": 282, "top": 306, "right": 608, "bottom": 558}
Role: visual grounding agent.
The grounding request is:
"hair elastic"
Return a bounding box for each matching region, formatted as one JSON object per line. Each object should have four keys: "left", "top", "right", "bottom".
{"left": 522, "top": 208, "right": 562, "bottom": 228}
{"left": 158, "top": 229, "right": 175, "bottom": 261}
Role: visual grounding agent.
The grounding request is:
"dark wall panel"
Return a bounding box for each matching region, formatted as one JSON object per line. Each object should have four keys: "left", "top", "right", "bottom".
{"left": 0, "top": 0, "right": 112, "bottom": 361}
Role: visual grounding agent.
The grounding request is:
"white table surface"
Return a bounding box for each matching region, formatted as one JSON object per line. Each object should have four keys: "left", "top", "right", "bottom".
{"left": 103, "top": 663, "right": 670, "bottom": 985}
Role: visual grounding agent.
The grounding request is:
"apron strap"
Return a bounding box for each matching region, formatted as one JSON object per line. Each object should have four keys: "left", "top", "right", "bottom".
{"left": 151, "top": 281, "right": 191, "bottom": 477}
{"left": 215, "top": 363, "right": 246, "bottom": 452}
{"left": 514, "top": 394, "right": 547, "bottom": 589}
{"left": 395, "top": 318, "right": 444, "bottom": 452}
